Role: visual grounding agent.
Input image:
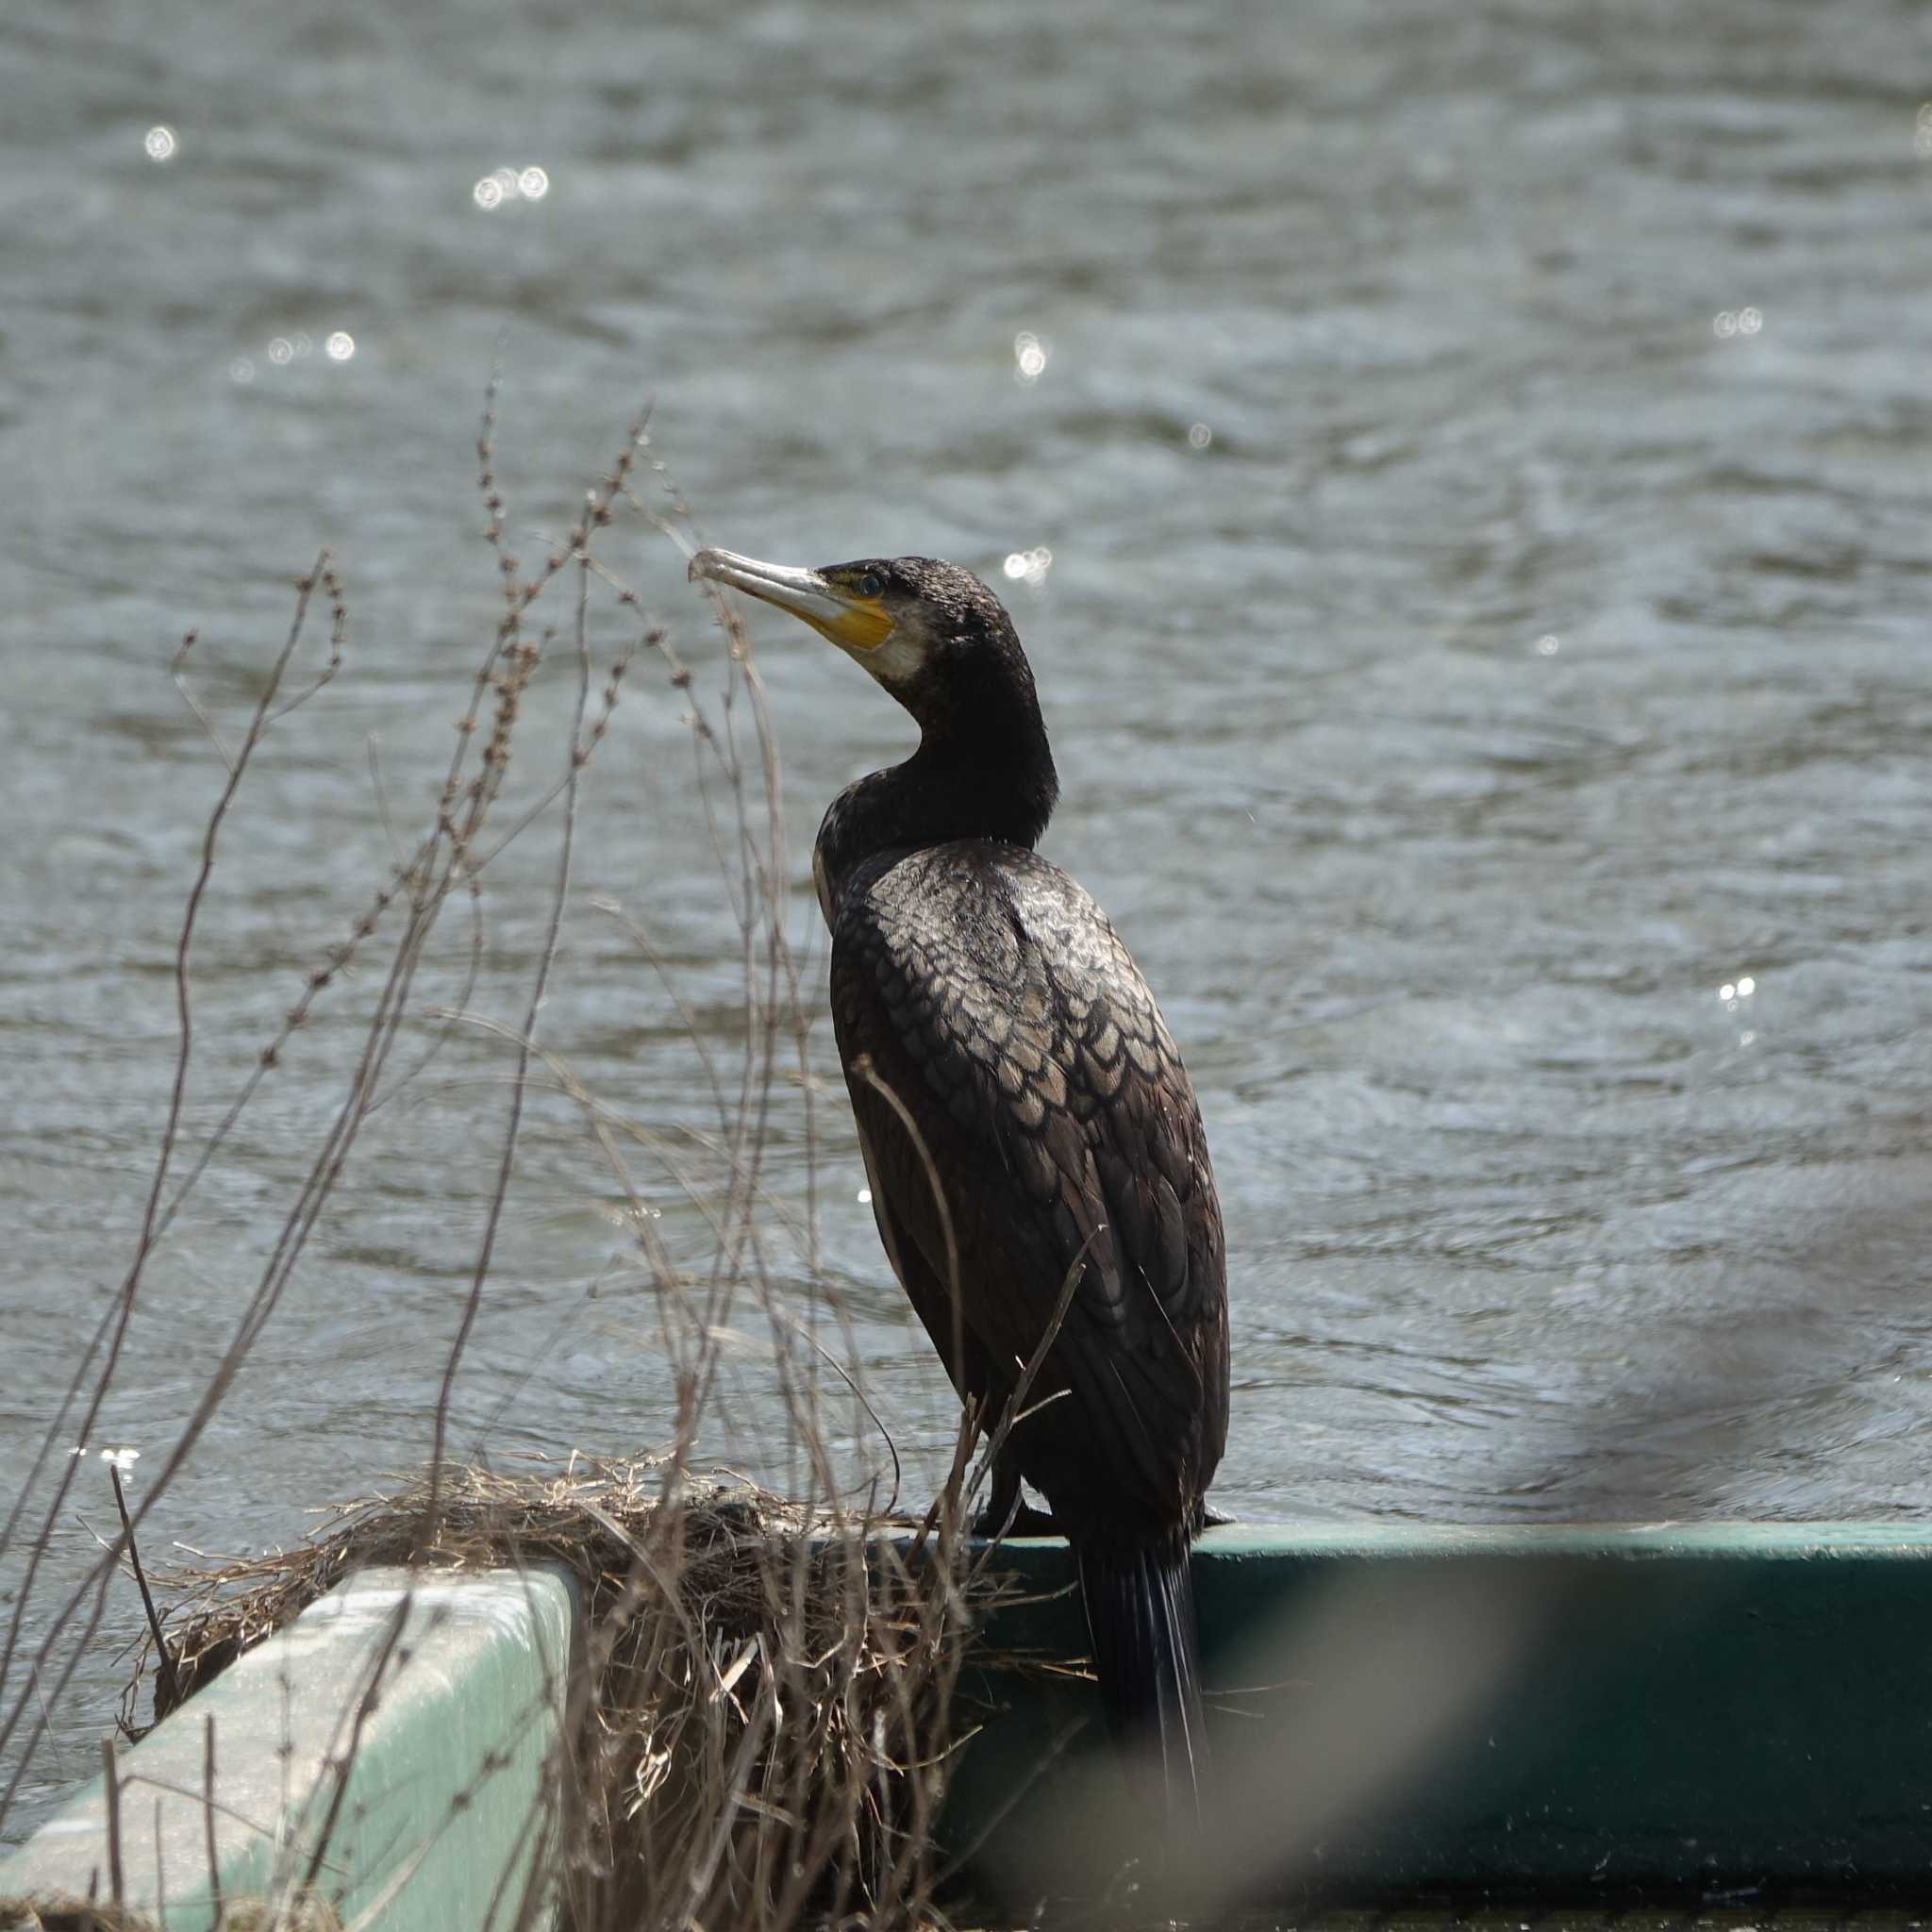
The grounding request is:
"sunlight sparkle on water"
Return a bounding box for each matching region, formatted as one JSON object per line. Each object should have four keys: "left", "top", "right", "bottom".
{"left": 1536, "top": 634, "right": 1559, "bottom": 656}
{"left": 144, "top": 125, "right": 176, "bottom": 162}
{"left": 1713, "top": 308, "right": 1763, "bottom": 340}
{"left": 325, "top": 330, "right": 356, "bottom": 361}
{"left": 1013, "top": 331, "right": 1049, "bottom": 385}
{"left": 1718, "top": 975, "right": 1757, "bottom": 1015}
{"left": 857, "top": 1188, "right": 872, "bottom": 1206}
{"left": 475, "top": 163, "right": 552, "bottom": 210}
{"left": 1003, "top": 546, "right": 1054, "bottom": 588}
{"left": 1188, "top": 423, "right": 1212, "bottom": 449}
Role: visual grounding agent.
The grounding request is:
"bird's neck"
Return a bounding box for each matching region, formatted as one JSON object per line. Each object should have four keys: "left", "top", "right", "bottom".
{"left": 815, "top": 712, "right": 1058, "bottom": 921}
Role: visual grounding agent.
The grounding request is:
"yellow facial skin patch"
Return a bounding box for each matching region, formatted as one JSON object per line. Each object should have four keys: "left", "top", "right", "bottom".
{"left": 689, "top": 548, "right": 912, "bottom": 675}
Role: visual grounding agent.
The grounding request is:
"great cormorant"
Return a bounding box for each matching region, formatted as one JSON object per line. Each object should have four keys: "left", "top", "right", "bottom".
{"left": 689, "top": 545, "right": 1230, "bottom": 1823}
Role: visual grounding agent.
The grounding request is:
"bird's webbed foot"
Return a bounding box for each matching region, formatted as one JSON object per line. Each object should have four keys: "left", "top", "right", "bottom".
{"left": 971, "top": 1455, "right": 1058, "bottom": 1540}
{"left": 972, "top": 1495, "right": 1060, "bottom": 1539}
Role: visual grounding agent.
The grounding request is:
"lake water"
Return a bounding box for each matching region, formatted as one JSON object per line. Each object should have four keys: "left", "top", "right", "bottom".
{"left": 6, "top": 0, "right": 1932, "bottom": 1844}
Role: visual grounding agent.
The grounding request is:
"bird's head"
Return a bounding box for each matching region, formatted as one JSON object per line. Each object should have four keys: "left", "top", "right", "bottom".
{"left": 687, "top": 547, "right": 1035, "bottom": 736}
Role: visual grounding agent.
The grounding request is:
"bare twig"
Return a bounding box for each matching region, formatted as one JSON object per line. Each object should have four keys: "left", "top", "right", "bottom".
{"left": 425, "top": 552, "right": 594, "bottom": 1541}
{"left": 298, "top": 1592, "right": 412, "bottom": 1893}
{"left": 8, "top": 391, "right": 1014, "bottom": 1931}
{"left": 109, "top": 1464, "right": 179, "bottom": 1716}
{"left": 204, "top": 1710, "right": 223, "bottom": 1922}
{"left": 102, "top": 1735, "right": 125, "bottom": 1907}
{"left": 0, "top": 555, "right": 335, "bottom": 1787}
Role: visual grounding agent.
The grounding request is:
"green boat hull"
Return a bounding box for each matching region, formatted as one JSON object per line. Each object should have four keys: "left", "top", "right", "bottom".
{"left": 952, "top": 1524, "right": 1932, "bottom": 1902}
{"left": 7, "top": 1524, "right": 1931, "bottom": 1922}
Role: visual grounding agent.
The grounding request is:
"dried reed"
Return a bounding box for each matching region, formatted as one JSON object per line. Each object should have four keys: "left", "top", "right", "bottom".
{"left": 114, "top": 1456, "right": 1050, "bottom": 1929}
{"left": 1, "top": 379, "right": 1085, "bottom": 1929}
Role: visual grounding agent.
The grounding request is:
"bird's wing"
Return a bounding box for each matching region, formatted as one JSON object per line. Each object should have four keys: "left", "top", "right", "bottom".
{"left": 830, "top": 843, "right": 1227, "bottom": 1523}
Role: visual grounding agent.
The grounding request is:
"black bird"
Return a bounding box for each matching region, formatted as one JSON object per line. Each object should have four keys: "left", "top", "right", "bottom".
{"left": 689, "top": 546, "right": 1230, "bottom": 1823}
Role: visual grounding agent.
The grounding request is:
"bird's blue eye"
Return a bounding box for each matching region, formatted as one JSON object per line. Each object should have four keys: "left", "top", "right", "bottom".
{"left": 857, "top": 572, "right": 884, "bottom": 598}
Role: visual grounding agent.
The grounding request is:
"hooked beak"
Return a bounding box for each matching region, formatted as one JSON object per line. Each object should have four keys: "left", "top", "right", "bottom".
{"left": 688, "top": 547, "right": 895, "bottom": 654}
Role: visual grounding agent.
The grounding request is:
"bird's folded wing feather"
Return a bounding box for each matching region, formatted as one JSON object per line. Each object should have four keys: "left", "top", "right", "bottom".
{"left": 830, "top": 844, "right": 1225, "bottom": 1511}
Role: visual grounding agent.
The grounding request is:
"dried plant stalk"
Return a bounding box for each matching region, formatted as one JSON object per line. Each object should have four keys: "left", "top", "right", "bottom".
{"left": 3, "top": 385, "right": 1086, "bottom": 1932}
{"left": 121, "top": 1458, "right": 1058, "bottom": 1930}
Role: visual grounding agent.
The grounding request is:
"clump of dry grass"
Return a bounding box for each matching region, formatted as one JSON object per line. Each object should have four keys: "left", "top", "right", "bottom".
{"left": 118, "top": 1456, "right": 1045, "bottom": 1930}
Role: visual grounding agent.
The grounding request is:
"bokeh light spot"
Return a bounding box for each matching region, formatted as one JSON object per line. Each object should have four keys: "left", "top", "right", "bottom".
{"left": 144, "top": 125, "right": 176, "bottom": 162}
{"left": 475, "top": 164, "right": 551, "bottom": 210}
{"left": 325, "top": 330, "right": 356, "bottom": 362}
{"left": 1188, "top": 423, "right": 1212, "bottom": 449}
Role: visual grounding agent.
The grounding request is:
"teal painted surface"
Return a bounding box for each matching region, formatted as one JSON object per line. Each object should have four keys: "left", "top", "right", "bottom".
{"left": 0, "top": 1565, "right": 575, "bottom": 1930}
{"left": 12, "top": 1526, "right": 1932, "bottom": 1920}
{"left": 947, "top": 1524, "right": 1932, "bottom": 1904}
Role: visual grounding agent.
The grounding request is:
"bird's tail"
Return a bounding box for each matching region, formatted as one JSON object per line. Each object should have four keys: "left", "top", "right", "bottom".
{"left": 1076, "top": 1532, "right": 1209, "bottom": 1829}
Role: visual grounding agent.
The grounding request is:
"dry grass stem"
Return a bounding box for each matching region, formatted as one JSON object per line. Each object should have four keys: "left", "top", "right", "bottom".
{"left": 124, "top": 1460, "right": 1057, "bottom": 1929}
{"left": 0, "top": 382, "right": 1094, "bottom": 1929}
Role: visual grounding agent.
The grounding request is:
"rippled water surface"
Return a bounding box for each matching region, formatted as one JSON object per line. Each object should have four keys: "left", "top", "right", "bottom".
{"left": 6, "top": 0, "right": 1932, "bottom": 1840}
